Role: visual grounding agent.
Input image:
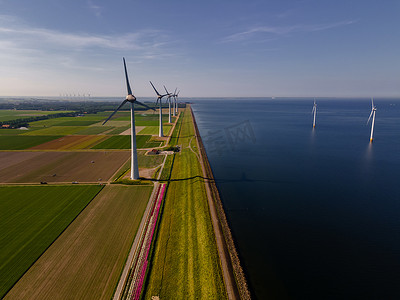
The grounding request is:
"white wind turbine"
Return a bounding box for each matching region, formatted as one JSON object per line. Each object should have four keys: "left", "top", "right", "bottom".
{"left": 174, "top": 90, "right": 180, "bottom": 115}
{"left": 312, "top": 99, "right": 317, "bottom": 128}
{"left": 367, "top": 98, "right": 377, "bottom": 143}
{"left": 150, "top": 81, "right": 169, "bottom": 137}
{"left": 164, "top": 86, "right": 174, "bottom": 123}
{"left": 103, "top": 57, "right": 154, "bottom": 180}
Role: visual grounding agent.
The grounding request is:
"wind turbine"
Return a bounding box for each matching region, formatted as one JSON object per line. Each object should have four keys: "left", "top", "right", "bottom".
{"left": 174, "top": 90, "right": 180, "bottom": 115}
{"left": 171, "top": 88, "right": 177, "bottom": 117}
{"left": 150, "top": 81, "right": 169, "bottom": 137}
{"left": 312, "top": 99, "right": 317, "bottom": 128}
{"left": 367, "top": 98, "right": 377, "bottom": 143}
{"left": 103, "top": 57, "right": 154, "bottom": 180}
{"left": 164, "top": 86, "right": 174, "bottom": 123}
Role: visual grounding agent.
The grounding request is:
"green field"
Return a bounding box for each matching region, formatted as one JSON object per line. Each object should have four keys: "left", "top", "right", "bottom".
{"left": 0, "top": 136, "right": 61, "bottom": 150}
{"left": 22, "top": 126, "right": 86, "bottom": 136}
{"left": 143, "top": 107, "right": 227, "bottom": 299}
{"left": 0, "top": 128, "right": 40, "bottom": 136}
{"left": 5, "top": 185, "right": 152, "bottom": 300}
{"left": 106, "top": 125, "right": 130, "bottom": 135}
{"left": 91, "top": 135, "right": 160, "bottom": 149}
{"left": 0, "top": 110, "right": 63, "bottom": 122}
{"left": 55, "top": 120, "right": 100, "bottom": 126}
{"left": 0, "top": 185, "right": 103, "bottom": 298}
{"left": 74, "top": 126, "right": 114, "bottom": 135}
{"left": 115, "top": 114, "right": 173, "bottom": 126}
{"left": 138, "top": 125, "right": 172, "bottom": 135}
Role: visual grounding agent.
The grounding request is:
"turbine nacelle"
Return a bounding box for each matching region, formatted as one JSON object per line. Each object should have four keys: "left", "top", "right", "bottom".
{"left": 126, "top": 94, "right": 136, "bottom": 102}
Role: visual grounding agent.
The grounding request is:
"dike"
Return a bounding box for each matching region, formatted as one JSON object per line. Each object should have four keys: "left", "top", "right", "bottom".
{"left": 190, "top": 106, "right": 251, "bottom": 300}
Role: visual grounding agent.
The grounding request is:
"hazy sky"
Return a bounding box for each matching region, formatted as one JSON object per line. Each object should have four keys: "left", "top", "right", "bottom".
{"left": 0, "top": 0, "right": 399, "bottom": 97}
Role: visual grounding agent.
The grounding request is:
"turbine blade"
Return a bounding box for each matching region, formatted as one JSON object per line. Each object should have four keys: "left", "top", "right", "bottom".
{"left": 123, "top": 58, "right": 132, "bottom": 95}
{"left": 164, "top": 85, "right": 169, "bottom": 95}
{"left": 174, "top": 87, "right": 177, "bottom": 95}
{"left": 366, "top": 110, "right": 373, "bottom": 125}
{"left": 371, "top": 97, "right": 374, "bottom": 109}
{"left": 149, "top": 81, "right": 161, "bottom": 96}
{"left": 136, "top": 100, "right": 155, "bottom": 111}
{"left": 103, "top": 100, "right": 128, "bottom": 125}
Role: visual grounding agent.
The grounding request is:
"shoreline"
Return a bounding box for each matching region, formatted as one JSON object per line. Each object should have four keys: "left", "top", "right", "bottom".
{"left": 191, "top": 106, "right": 251, "bottom": 300}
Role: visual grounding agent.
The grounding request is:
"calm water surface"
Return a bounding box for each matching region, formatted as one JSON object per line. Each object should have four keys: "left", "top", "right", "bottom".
{"left": 192, "top": 98, "right": 400, "bottom": 299}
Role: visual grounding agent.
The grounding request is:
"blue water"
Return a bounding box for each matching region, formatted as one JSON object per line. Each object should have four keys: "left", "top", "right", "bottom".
{"left": 191, "top": 98, "right": 400, "bottom": 299}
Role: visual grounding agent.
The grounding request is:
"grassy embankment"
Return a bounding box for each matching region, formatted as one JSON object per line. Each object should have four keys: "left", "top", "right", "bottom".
{"left": 143, "top": 106, "right": 227, "bottom": 299}
{"left": 0, "top": 185, "right": 103, "bottom": 299}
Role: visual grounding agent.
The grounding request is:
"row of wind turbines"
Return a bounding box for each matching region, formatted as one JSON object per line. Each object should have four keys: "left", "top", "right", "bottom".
{"left": 102, "top": 57, "right": 180, "bottom": 180}
{"left": 312, "top": 98, "right": 377, "bottom": 142}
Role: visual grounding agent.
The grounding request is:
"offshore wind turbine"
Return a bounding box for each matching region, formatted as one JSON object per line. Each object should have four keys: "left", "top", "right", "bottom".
{"left": 367, "top": 98, "right": 377, "bottom": 143}
{"left": 150, "top": 81, "right": 169, "bottom": 137}
{"left": 103, "top": 57, "right": 154, "bottom": 180}
{"left": 312, "top": 99, "right": 317, "bottom": 128}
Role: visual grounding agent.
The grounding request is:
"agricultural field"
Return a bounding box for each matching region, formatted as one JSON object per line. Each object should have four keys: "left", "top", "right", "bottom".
{"left": 5, "top": 185, "right": 153, "bottom": 300}
{"left": 0, "top": 110, "right": 63, "bottom": 122}
{"left": 0, "top": 151, "right": 130, "bottom": 183}
{"left": 138, "top": 125, "right": 172, "bottom": 135}
{"left": 0, "top": 135, "right": 61, "bottom": 150}
{"left": 0, "top": 185, "right": 103, "bottom": 299}
{"left": 73, "top": 126, "right": 114, "bottom": 135}
{"left": 21, "top": 126, "right": 86, "bottom": 136}
{"left": 143, "top": 107, "right": 227, "bottom": 299}
{"left": 91, "top": 135, "right": 161, "bottom": 149}
{"left": 28, "top": 135, "right": 108, "bottom": 150}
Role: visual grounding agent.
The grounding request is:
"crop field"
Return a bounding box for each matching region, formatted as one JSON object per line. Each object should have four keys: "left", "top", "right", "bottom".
{"left": 91, "top": 135, "right": 161, "bottom": 149}
{"left": 73, "top": 126, "right": 114, "bottom": 135}
{"left": 0, "top": 185, "right": 103, "bottom": 299}
{"left": 91, "top": 120, "right": 130, "bottom": 127}
{"left": 143, "top": 107, "right": 227, "bottom": 299}
{"left": 5, "top": 185, "right": 153, "bottom": 300}
{"left": 0, "top": 128, "right": 41, "bottom": 135}
{"left": 0, "top": 110, "right": 63, "bottom": 122}
{"left": 28, "top": 135, "right": 108, "bottom": 150}
{"left": 21, "top": 126, "right": 86, "bottom": 136}
{"left": 107, "top": 125, "right": 130, "bottom": 135}
{"left": 0, "top": 151, "right": 130, "bottom": 183}
{"left": 138, "top": 125, "right": 172, "bottom": 135}
{"left": 0, "top": 136, "right": 61, "bottom": 150}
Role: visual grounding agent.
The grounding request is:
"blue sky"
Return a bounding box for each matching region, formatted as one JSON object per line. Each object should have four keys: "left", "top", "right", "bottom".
{"left": 0, "top": 0, "right": 399, "bottom": 97}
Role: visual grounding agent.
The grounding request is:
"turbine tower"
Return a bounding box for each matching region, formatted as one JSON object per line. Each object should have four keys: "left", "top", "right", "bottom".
{"left": 175, "top": 90, "right": 180, "bottom": 115}
{"left": 312, "top": 99, "right": 317, "bottom": 128}
{"left": 171, "top": 88, "right": 178, "bottom": 117}
{"left": 103, "top": 57, "right": 154, "bottom": 180}
{"left": 164, "top": 86, "right": 173, "bottom": 123}
{"left": 367, "top": 98, "right": 377, "bottom": 143}
{"left": 150, "top": 81, "right": 168, "bottom": 137}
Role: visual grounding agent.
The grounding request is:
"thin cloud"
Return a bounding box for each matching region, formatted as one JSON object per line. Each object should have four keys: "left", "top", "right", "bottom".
{"left": 223, "top": 20, "right": 358, "bottom": 43}
{"left": 87, "top": 0, "right": 103, "bottom": 18}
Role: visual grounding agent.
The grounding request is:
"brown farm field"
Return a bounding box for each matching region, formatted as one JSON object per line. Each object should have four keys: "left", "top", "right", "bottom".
{"left": 5, "top": 184, "right": 153, "bottom": 300}
{"left": 28, "top": 135, "right": 108, "bottom": 150}
{"left": 0, "top": 151, "right": 130, "bottom": 183}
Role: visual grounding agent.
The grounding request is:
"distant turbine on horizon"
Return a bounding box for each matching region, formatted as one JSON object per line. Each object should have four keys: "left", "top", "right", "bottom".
{"left": 150, "top": 81, "right": 169, "bottom": 137}
{"left": 103, "top": 57, "right": 154, "bottom": 180}
{"left": 312, "top": 99, "right": 317, "bottom": 128}
{"left": 367, "top": 98, "right": 377, "bottom": 143}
